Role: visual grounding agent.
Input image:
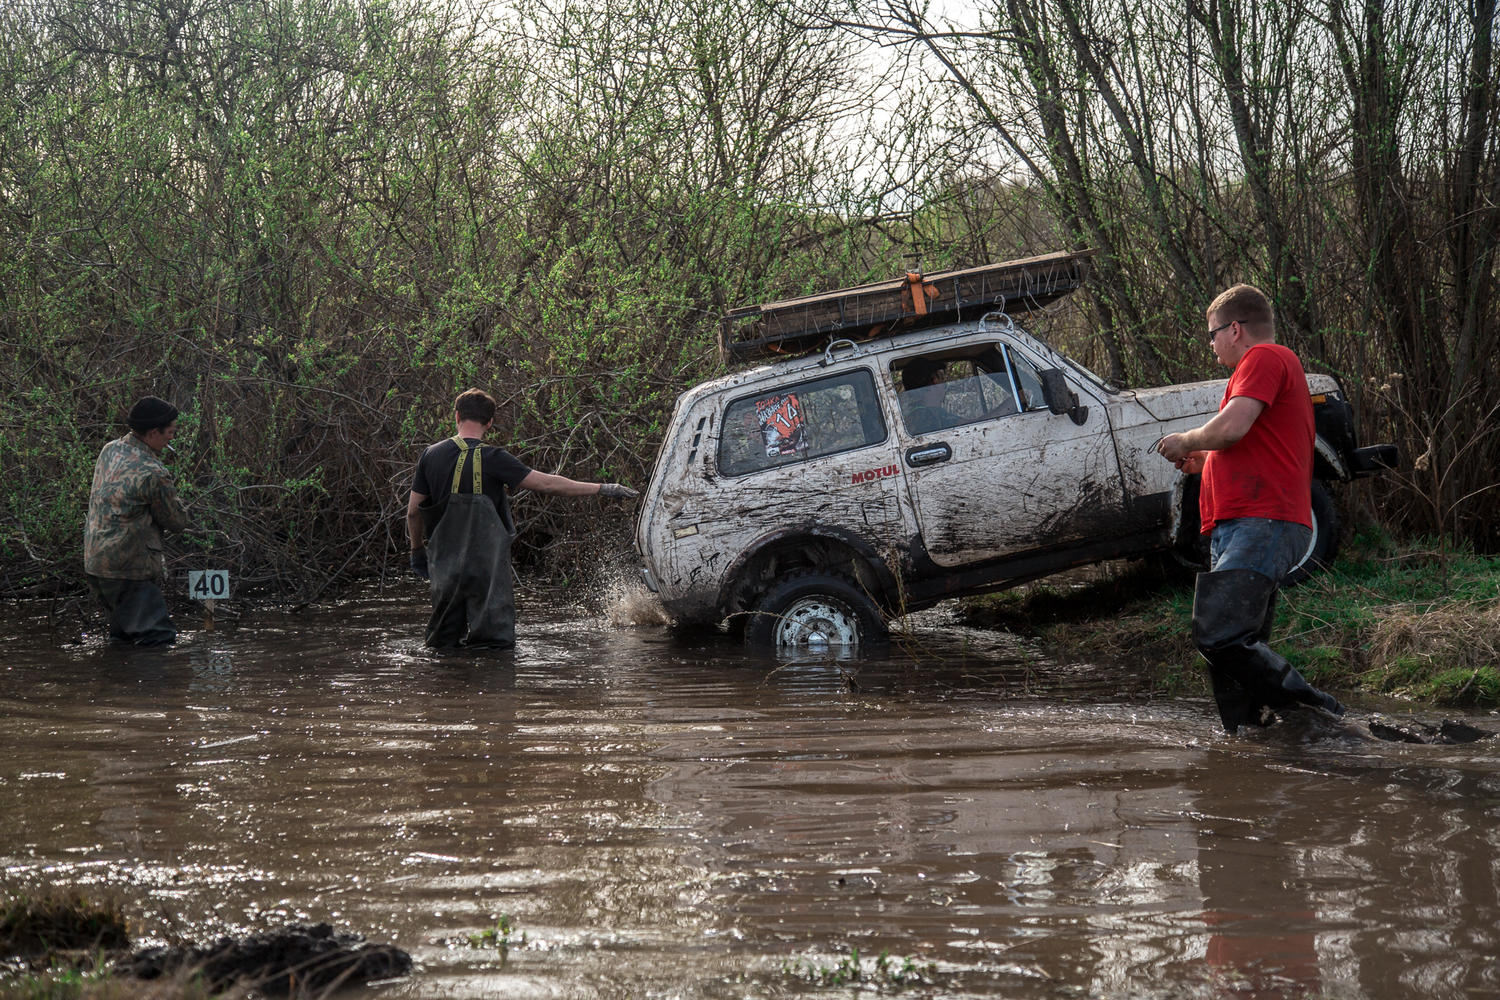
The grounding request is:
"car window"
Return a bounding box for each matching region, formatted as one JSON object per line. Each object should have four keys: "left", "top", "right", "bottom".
{"left": 718, "top": 369, "right": 887, "bottom": 477}
{"left": 894, "top": 346, "right": 1045, "bottom": 435}
{"left": 1001, "top": 348, "right": 1049, "bottom": 413}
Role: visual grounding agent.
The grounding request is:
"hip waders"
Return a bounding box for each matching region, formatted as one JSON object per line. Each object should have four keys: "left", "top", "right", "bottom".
{"left": 424, "top": 437, "right": 518, "bottom": 649}
{"left": 1191, "top": 569, "right": 1343, "bottom": 732}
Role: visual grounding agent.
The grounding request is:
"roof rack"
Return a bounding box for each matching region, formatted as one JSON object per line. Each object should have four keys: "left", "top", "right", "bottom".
{"left": 719, "top": 249, "right": 1092, "bottom": 363}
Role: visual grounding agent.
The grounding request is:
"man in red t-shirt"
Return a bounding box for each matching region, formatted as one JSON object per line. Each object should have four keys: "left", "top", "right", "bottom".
{"left": 1157, "top": 284, "right": 1343, "bottom": 732}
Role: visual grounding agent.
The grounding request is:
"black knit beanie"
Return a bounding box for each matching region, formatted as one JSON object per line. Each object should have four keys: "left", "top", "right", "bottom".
{"left": 127, "top": 396, "right": 179, "bottom": 432}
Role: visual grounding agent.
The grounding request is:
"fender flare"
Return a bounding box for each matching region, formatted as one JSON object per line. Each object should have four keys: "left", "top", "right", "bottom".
{"left": 715, "top": 524, "right": 902, "bottom": 615}
{"left": 1313, "top": 434, "right": 1351, "bottom": 482}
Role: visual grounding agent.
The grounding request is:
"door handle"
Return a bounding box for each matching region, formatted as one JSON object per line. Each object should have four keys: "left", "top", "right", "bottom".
{"left": 905, "top": 443, "right": 952, "bottom": 467}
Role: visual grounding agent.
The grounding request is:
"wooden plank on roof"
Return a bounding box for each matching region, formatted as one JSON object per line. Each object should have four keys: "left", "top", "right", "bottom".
{"left": 719, "top": 249, "right": 1092, "bottom": 363}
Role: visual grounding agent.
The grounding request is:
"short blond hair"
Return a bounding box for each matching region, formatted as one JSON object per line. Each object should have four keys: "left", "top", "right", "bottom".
{"left": 1207, "top": 283, "right": 1274, "bottom": 332}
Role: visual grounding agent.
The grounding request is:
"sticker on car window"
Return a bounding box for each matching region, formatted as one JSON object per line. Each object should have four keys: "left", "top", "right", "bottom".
{"left": 754, "top": 392, "right": 808, "bottom": 457}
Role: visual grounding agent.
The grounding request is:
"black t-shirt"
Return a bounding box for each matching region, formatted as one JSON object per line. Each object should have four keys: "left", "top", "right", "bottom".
{"left": 412, "top": 438, "right": 532, "bottom": 522}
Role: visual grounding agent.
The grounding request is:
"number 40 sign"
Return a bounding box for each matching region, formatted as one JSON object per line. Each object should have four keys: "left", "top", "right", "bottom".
{"left": 187, "top": 570, "right": 231, "bottom": 602}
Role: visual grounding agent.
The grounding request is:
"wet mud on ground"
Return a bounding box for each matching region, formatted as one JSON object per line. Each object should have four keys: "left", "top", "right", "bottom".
{"left": 2, "top": 592, "right": 1498, "bottom": 997}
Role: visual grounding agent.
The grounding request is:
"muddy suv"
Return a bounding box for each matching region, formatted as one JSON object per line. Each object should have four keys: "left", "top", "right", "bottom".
{"left": 634, "top": 253, "right": 1395, "bottom": 648}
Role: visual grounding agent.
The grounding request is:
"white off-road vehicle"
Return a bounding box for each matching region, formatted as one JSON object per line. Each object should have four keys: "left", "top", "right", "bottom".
{"left": 634, "top": 252, "right": 1395, "bottom": 649}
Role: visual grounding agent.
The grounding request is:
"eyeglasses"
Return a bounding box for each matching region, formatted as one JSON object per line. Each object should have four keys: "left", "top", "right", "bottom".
{"left": 1207, "top": 320, "right": 1236, "bottom": 344}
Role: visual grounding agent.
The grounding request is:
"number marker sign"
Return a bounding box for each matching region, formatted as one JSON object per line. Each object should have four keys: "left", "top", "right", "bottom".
{"left": 188, "top": 570, "right": 231, "bottom": 601}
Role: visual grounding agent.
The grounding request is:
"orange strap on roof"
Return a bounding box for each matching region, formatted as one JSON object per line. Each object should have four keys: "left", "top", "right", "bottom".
{"left": 904, "top": 272, "right": 936, "bottom": 316}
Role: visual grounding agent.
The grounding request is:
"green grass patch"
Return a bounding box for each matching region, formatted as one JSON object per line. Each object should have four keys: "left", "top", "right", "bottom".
{"left": 0, "top": 970, "right": 228, "bottom": 1000}
{"left": 783, "top": 946, "right": 936, "bottom": 988}
{"left": 466, "top": 914, "right": 524, "bottom": 950}
{"left": 0, "top": 891, "right": 239, "bottom": 1000}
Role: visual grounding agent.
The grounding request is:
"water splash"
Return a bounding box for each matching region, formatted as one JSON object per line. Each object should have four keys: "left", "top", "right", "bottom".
{"left": 601, "top": 575, "right": 673, "bottom": 627}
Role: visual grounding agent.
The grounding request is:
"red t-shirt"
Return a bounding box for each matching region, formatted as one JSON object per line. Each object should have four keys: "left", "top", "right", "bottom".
{"left": 1199, "top": 343, "right": 1314, "bottom": 532}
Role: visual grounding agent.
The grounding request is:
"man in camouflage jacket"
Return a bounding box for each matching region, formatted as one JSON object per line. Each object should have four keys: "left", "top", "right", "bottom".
{"left": 84, "top": 396, "right": 189, "bottom": 644}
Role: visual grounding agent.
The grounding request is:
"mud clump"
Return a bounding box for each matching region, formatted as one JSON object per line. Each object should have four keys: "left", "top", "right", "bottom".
{"left": 127, "top": 922, "right": 411, "bottom": 995}
{"left": 1368, "top": 716, "right": 1498, "bottom": 744}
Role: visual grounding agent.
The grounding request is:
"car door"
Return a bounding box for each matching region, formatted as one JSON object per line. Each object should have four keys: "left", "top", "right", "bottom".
{"left": 894, "top": 341, "right": 1124, "bottom": 568}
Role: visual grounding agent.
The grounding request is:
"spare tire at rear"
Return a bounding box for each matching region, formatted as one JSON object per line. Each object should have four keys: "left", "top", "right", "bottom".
{"left": 744, "top": 573, "right": 888, "bottom": 651}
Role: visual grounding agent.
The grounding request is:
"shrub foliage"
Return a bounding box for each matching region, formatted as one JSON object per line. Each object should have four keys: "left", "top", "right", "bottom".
{"left": 2, "top": 0, "right": 1496, "bottom": 598}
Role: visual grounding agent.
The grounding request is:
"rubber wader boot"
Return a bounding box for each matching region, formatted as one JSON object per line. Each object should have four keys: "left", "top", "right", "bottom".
{"left": 1192, "top": 569, "right": 1344, "bottom": 733}
{"left": 1207, "top": 586, "right": 1278, "bottom": 728}
{"left": 1256, "top": 587, "right": 1277, "bottom": 645}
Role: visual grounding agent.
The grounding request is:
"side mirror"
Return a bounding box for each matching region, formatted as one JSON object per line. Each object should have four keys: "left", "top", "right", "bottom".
{"left": 1039, "top": 368, "right": 1089, "bottom": 426}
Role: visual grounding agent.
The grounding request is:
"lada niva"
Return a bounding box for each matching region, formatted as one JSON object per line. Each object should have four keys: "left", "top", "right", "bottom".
{"left": 634, "top": 252, "right": 1395, "bottom": 649}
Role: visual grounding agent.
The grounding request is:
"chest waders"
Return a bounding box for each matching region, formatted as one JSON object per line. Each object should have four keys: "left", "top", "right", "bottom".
{"left": 423, "top": 437, "right": 518, "bottom": 648}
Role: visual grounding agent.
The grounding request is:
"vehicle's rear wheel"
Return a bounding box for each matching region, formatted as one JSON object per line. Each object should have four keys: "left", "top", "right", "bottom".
{"left": 744, "top": 574, "right": 888, "bottom": 650}
{"left": 1284, "top": 480, "right": 1340, "bottom": 586}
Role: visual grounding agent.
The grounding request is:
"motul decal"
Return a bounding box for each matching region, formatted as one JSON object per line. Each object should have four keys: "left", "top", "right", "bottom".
{"left": 851, "top": 463, "right": 899, "bottom": 484}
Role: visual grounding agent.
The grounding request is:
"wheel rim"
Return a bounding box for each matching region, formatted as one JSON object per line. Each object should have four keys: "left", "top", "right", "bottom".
{"left": 772, "top": 596, "right": 860, "bottom": 648}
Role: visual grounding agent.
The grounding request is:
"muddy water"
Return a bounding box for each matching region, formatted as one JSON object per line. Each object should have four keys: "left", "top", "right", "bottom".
{"left": 3, "top": 593, "right": 1499, "bottom": 999}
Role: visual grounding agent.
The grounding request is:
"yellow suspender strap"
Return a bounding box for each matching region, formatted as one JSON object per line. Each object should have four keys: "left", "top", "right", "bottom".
{"left": 448, "top": 436, "right": 483, "bottom": 494}
{"left": 449, "top": 437, "right": 466, "bottom": 493}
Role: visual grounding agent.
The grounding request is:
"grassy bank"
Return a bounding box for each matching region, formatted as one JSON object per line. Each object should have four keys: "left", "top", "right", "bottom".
{"left": 0, "top": 891, "right": 178, "bottom": 1000}
{"left": 958, "top": 531, "right": 1500, "bottom": 709}
{"left": 0, "top": 972, "right": 222, "bottom": 1000}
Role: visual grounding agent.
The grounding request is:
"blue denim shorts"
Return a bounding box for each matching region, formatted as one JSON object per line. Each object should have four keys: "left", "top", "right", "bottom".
{"left": 1209, "top": 518, "right": 1313, "bottom": 582}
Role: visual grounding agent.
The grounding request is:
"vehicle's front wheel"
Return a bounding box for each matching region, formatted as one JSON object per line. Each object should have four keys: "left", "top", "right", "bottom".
{"left": 744, "top": 574, "right": 888, "bottom": 651}
{"left": 1284, "top": 480, "right": 1340, "bottom": 586}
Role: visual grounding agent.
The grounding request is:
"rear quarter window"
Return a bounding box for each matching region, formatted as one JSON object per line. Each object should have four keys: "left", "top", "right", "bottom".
{"left": 718, "top": 369, "right": 887, "bottom": 477}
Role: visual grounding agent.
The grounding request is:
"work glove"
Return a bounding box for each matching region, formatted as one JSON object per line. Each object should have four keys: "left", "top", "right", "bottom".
{"left": 598, "top": 483, "right": 639, "bottom": 500}
{"left": 410, "top": 547, "right": 429, "bottom": 580}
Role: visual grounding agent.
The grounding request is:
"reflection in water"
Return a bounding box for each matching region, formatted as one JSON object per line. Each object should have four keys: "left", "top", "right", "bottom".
{"left": 1192, "top": 753, "right": 1324, "bottom": 999}
{"left": 1, "top": 596, "right": 1497, "bottom": 998}
{"left": 188, "top": 647, "right": 237, "bottom": 693}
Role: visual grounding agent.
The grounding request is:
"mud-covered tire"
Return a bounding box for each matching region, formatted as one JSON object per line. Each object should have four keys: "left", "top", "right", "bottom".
{"left": 1284, "top": 480, "right": 1340, "bottom": 586}
{"left": 744, "top": 574, "right": 888, "bottom": 650}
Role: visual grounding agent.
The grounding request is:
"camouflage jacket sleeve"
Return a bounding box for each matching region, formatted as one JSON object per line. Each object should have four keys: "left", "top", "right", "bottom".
{"left": 150, "top": 471, "right": 189, "bottom": 534}
{"left": 83, "top": 435, "right": 189, "bottom": 579}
